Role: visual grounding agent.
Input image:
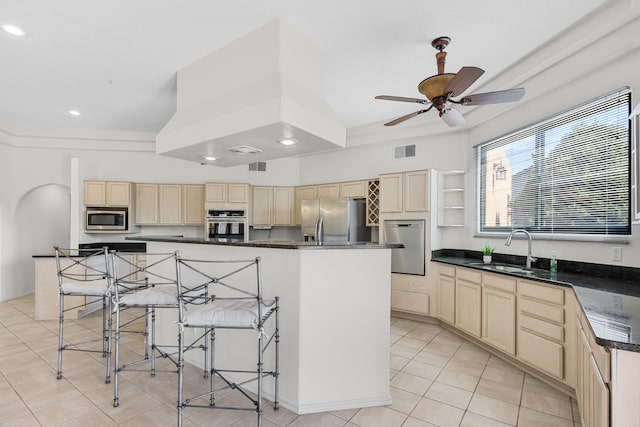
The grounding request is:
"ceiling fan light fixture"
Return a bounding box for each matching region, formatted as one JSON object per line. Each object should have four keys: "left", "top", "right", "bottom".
{"left": 440, "top": 107, "right": 465, "bottom": 127}
{"left": 418, "top": 73, "right": 456, "bottom": 100}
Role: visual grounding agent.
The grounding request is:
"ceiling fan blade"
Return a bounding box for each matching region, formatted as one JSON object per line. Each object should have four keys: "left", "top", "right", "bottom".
{"left": 459, "top": 88, "right": 525, "bottom": 105}
{"left": 440, "top": 107, "right": 465, "bottom": 127}
{"left": 375, "top": 95, "right": 430, "bottom": 105}
{"left": 384, "top": 108, "right": 432, "bottom": 126}
{"left": 442, "top": 67, "right": 485, "bottom": 97}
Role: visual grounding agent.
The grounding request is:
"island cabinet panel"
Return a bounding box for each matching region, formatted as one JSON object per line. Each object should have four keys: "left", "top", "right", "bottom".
{"left": 135, "top": 183, "right": 158, "bottom": 224}
{"left": 437, "top": 265, "right": 455, "bottom": 324}
{"left": 455, "top": 277, "right": 482, "bottom": 338}
{"left": 482, "top": 273, "right": 516, "bottom": 355}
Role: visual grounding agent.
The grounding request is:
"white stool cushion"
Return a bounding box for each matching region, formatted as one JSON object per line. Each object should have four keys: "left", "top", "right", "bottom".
{"left": 60, "top": 279, "right": 109, "bottom": 296}
{"left": 119, "top": 285, "right": 178, "bottom": 307}
{"left": 183, "top": 299, "right": 276, "bottom": 329}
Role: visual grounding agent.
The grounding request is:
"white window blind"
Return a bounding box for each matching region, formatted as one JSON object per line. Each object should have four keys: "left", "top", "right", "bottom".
{"left": 477, "top": 89, "right": 631, "bottom": 236}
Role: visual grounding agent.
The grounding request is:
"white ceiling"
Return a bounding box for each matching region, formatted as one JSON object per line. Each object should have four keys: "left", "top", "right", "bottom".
{"left": 0, "top": 0, "right": 610, "bottom": 137}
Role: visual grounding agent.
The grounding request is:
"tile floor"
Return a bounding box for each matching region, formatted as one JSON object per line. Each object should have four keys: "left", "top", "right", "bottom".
{"left": 0, "top": 294, "right": 581, "bottom": 426}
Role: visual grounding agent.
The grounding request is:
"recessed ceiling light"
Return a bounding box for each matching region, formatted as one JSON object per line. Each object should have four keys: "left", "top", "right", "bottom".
{"left": 204, "top": 156, "right": 217, "bottom": 161}
{"left": 2, "top": 24, "right": 26, "bottom": 37}
{"left": 279, "top": 138, "right": 298, "bottom": 146}
{"left": 68, "top": 110, "right": 81, "bottom": 116}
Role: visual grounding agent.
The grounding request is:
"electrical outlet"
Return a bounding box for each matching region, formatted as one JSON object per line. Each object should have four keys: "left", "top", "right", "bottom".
{"left": 612, "top": 246, "right": 622, "bottom": 262}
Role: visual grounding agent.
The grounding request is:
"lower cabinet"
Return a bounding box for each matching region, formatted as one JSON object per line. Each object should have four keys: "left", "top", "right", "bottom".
{"left": 577, "top": 314, "right": 610, "bottom": 427}
{"left": 517, "top": 280, "right": 566, "bottom": 380}
{"left": 391, "top": 274, "right": 430, "bottom": 315}
{"left": 482, "top": 273, "right": 516, "bottom": 355}
{"left": 455, "top": 269, "right": 482, "bottom": 338}
{"left": 437, "top": 265, "right": 455, "bottom": 324}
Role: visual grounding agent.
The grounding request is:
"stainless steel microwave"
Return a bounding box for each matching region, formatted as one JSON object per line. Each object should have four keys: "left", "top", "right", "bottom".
{"left": 85, "top": 208, "right": 128, "bottom": 231}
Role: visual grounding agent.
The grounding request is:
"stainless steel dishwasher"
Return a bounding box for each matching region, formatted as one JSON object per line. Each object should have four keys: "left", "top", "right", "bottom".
{"left": 383, "top": 219, "right": 425, "bottom": 276}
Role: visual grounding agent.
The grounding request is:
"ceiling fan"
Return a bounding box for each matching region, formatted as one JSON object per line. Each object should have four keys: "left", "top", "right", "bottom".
{"left": 375, "top": 36, "right": 525, "bottom": 127}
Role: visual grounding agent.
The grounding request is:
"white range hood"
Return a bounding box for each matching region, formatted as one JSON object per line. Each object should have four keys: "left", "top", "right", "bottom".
{"left": 156, "top": 19, "right": 346, "bottom": 167}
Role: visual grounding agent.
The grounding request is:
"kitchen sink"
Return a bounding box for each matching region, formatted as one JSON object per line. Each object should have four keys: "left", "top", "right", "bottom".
{"left": 465, "top": 262, "right": 533, "bottom": 275}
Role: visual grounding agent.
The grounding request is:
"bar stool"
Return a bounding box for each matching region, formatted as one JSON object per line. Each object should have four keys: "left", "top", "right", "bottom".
{"left": 54, "top": 246, "right": 112, "bottom": 383}
{"left": 175, "top": 255, "right": 279, "bottom": 427}
{"left": 109, "top": 250, "right": 208, "bottom": 407}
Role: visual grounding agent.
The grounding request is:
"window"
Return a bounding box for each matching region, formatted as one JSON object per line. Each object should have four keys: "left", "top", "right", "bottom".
{"left": 477, "top": 89, "right": 631, "bottom": 237}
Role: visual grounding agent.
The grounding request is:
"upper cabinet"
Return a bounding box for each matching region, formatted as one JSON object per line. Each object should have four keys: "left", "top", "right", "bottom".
{"left": 380, "top": 170, "right": 429, "bottom": 213}
{"left": 84, "top": 181, "right": 132, "bottom": 207}
{"left": 135, "top": 183, "right": 204, "bottom": 226}
{"left": 317, "top": 183, "right": 340, "bottom": 199}
{"left": 205, "top": 182, "right": 250, "bottom": 204}
{"left": 339, "top": 181, "right": 367, "bottom": 198}
{"left": 437, "top": 170, "right": 465, "bottom": 227}
{"left": 182, "top": 184, "right": 205, "bottom": 225}
{"left": 294, "top": 186, "right": 317, "bottom": 225}
{"left": 251, "top": 186, "right": 294, "bottom": 226}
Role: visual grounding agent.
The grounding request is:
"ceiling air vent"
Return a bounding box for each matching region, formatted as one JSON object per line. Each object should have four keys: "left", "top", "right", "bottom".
{"left": 228, "top": 145, "right": 263, "bottom": 155}
{"left": 248, "top": 162, "right": 267, "bottom": 172}
{"left": 394, "top": 144, "right": 416, "bottom": 160}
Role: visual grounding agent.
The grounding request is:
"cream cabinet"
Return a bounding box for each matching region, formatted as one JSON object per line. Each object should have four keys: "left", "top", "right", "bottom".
{"left": 517, "top": 280, "right": 566, "bottom": 379}
{"left": 273, "top": 187, "right": 294, "bottom": 225}
{"left": 482, "top": 273, "right": 517, "bottom": 355}
{"left": 339, "top": 180, "right": 367, "bottom": 198}
{"left": 437, "top": 264, "right": 456, "bottom": 324}
{"left": 84, "top": 181, "right": 131, "bottom": 207}
{"left": 135, "top": 183, "right": 159, "bottom": 224}
{"left": 135, "top": 183, "right": 203, "bottom": 226}
{"left": 205, "top": 182, "right": 250, "bottom": 203}
{"left": 294, "top": 185, "right": 317, "bottom": 225}
{"left": 251, "top": 186, "right": 272, "bottom": 226}
{"left": 380, "top": 170, "right": 429, "bottom": 213}
{"left": 390, "top": 274, "right": 430, "bottom": 315}
{"left": 159, "top": 184, "right": 182, "bottom": 225}
{"left": 182, "top": 185, "right": 205, "bottom": 225}
{"left": 576, "top": 312, "right": 610, "bottom": 427}
{"left": 251, "top": 186, "right": 294, "bottom": 226}
{"left": 455, "top": 268, "right": 482, "bottom": 338}
{"left": 317, "top": 183, "right": 340, "bottom": 199}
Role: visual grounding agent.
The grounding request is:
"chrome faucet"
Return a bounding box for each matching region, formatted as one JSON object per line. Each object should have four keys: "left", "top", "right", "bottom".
{"left": 505, "top": 229, "right": 537, "bottom": 269}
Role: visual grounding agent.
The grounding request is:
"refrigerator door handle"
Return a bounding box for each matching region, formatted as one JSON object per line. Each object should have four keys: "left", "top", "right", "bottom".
{"left": 315, "top": 215, "right": 324, "bottom": 243}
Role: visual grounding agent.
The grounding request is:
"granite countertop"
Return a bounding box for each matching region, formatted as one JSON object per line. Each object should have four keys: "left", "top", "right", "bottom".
{"left": 126, "top": 235, "right": 402, "bottom": 250}
{"left": 432, "top": 250, "right": 640, "bottom": 352}
{"left": 33, "top": 242, "right": 147, "bottom": 258}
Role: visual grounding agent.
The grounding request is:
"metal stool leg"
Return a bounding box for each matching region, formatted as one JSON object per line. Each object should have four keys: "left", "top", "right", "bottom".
{"left": 177, "top": 324, "right": 185, "bottom": 427}
{"left": 57, "top": 293, "right": 64, "bottom": 380}
{"left": 105, "top": 296, "right": 112, "bottom": 384}
{"left": 275, "top": 297, "right": 280, "bottom": 410}
{"left": 113, "top": 303, "right": 121, "bottom": 407}
{"left": 150, "top": 306, "right": 156, "bottom": 376}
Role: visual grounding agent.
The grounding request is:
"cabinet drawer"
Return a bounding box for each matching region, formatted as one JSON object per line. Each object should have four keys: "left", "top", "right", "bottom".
{"left": 439, "top": 264, "right": 455, "bottom": 278}
{"left": 518, "top": 329, "right": 564, "bottom": 379}
{"left": 391, "top": 290, "right": 429, "bottom": 315}
{"left": 483, "top": 273, "right": 516, "bottom": 293}
{"left": 520, "top": 313, "right": 564, "bottom": 343}
{"left": 519, "top": 280, "right": 564, "bottom": 305}
{"left": 456, "top": 267, "right": 481, "bottom": 284}
{"left": 520, "top": 297, "right": 565, "bottom": 324}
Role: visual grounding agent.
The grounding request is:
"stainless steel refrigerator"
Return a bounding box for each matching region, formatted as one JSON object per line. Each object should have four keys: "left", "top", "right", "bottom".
{"left": 300, "top": 198, "right": 370, "bottom": 243}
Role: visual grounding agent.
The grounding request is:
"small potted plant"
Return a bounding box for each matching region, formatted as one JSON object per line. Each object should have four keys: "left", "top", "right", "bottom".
{"left": 482, "top": 245, "right": 494, "bottom": 264}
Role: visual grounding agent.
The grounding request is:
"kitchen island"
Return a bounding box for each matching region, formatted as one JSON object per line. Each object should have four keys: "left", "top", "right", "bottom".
{"left": 127, "top": 236, "right": 398, "bottom": 414}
